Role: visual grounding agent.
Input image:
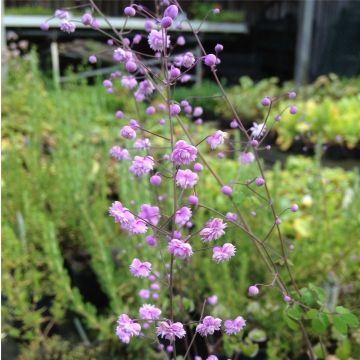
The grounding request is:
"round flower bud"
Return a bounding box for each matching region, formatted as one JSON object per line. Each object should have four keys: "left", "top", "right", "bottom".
{"left": 166, "top": 345, "right": 174, "bottom": 353}
{"left": 115, "top": 110, "right": 124, "bottom": 119}
{"left": 81, "top": 13, "right": 93, "bottom": 26}
{"left": 289, "top": 105, "right": 297, "bottom": 115}
{"left": 146, "top": 106, "right": 156, "bottom": 115}
{"left": 204, "top": 54, "right": 217, "bottom": 67}
{"left": 288, "top": 91, "right": 296, "bottom": 99}
{"left": 169, "top": 66, "right": 181, "bottom": 79}
{"left": 193, "top": 163, "right": 203, "bottom": 172}
{"left": 250, "top": 139, "right": 258, "bottom": 147}
{"left": 150, "top": 175, "right": 161, "bottom": 186}
{"left": 107, "top": 39, "right": 114, "bottom": 46}
{"left": 88, "top": 55, "right": 97, "bottom": 64}
{"left": 159, "top": 119, "right": 166, "bottom": 125}
{"left": 40, "top": 21, "right": 49, "bottom": 31}
{"left": 177, "top": 36, "right": 185, "bottom": 46}
{"left": 290, "top": 204, "right": 299, "bottom": 212}
{"left": 248, "top": 285, "right": 259, "bottom": 296}
{"left": 212, "top": 8, "right": 220, "bottom": 14}
{"left": 161, "top": 16, "right": 173, "bottom": 29}
{"left": 217, "top": 152, "right": 224, "bottom": 159}
{"left": 275, "top": 114, "right": 281, "bottom": 121}
{"left": 164, "top": 5, "right": 178, "bottom": 19}
{"left": 255, "top": 177, "right": 265, "bottom": 187}
{"left": 103, "top": 79, "right": 112, "bottom": 88}
{"left": 221, "top": 185, "right": 233, "bottom": 196}
{"left": 261, "top": 96, "right": 271, "bottom": 106}
{"left": 207, "top": 295, "right": 218, "bottom": 305}
{"left": 215, "top": 43, "right": 224, "bottom": 52}
{"left": 230, "top": 119, "right": 238, "bottom": 128}
{"left": 125, "top": 61, "right": 137, "bottom": 73}
{"left": 188, "top": 195, "right": 199, "bottom": 206}
{"left": 275, "top": 216, "right": 282, "bottom": 225}
{"left": 284, "top": 295, "right": 291, "bottom": 302}
{"left": 124, "top": 6, "right": 136, "bottom": 17}
{"left": 145, "top": 235, "right": 157, "bottom": 246}
{"left": 170, "top": 104, "right": 181, "bottom": 116}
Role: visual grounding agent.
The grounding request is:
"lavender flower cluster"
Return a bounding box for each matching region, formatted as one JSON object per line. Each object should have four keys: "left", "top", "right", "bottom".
{"left": 41, "top": 1, "right": 303, "bottom": 358}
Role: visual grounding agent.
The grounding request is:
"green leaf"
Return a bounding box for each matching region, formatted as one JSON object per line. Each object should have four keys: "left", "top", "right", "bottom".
{"left": 287, "top": 304, "right": 302, "bottom": 321}
{"left": 311, "top": 318, "right": 327, "bottom": 335}
{"left": 341, "top": 313, "right": 359, "bottom": 328}
{"left": 248, "top": 328, "right": 267, "bottom": 342}
{"left": 306, "top": 309, "right": 318, "bottom": 319}
{"left": 335, "top": 306, "right": 350, "bottom": 314}
{"left": 333, "top": 315, "right": 348, "bottom": 334}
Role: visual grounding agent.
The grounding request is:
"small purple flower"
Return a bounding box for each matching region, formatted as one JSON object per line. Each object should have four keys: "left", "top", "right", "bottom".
{"left": 110, "top": 146, "right": 131, "bottom": 160}
{"left": 108, "top": 201, "right": 134, "bottom": 225}
{"left": 164, "top": 4, "right": 178, "bottom": 19}
{"left": 196, "top": 316, "right": 222, "bottom": 336}
{"left": 145, "top": 235, "right": 157, "bottom": 246}
{"left": 124, "top": 6, "right": 136, "bottom": 17}
{"left": 129, "top": 156, "right": 154, "bottom": 177}
{"left": 139, "top": 204, "right": 160, "bottom": 226}
{"left": 248, "top": 285, "right": 259, "bottom": 296}
{"left": 212, "top": 243, "right": 236, "bottom": 263}
{"left": 150, "top": 175, "right": 161, "bottom": 186}
{"left": 290, "top": 204, "right": 299, "bottom": 212}
{"left": 54, "top": 9, "right": 69, "bottom": 19}
{"left": 215, "top": 44, "right": 224, "bottom": 52}
{"left": 226, "top": 212, "right": 237, "bottom": 222}
{"left": 207, "top": 130, "right": 227, "bottom": 150}
{"left": 145, "top": 19, "right": 153, "bottom": 32}
{"left": 224, "top": 316, "right": 246, "bottom": 334}
{"left": 81, "top": 13, "right": 93, "bottom": 25}
{"left": 289, "top": 105, "right": 297, "bottom": 114}
{"left": 221, "top": 185, "right": 233, "bottom": 196}
{"left": 170, "top": 103, "right": 181, "bottom": 116}
{"left": 146, "top": 106, "right": 156, "bottom": 115}
{"left": 156, "top": 321, "right": 186, "bottom": 341}
{"left": 288, "top": 91, "right": 297, "bottom": 99}
{"left": 133, "top": 138, "right": 151, "bottom": 150}
{"left": 171, "top": 140, "right": 197, "bottom": 165}
{"left": 120, "top": 125, "right": 136, "bottom": 140}
{"left": 255, "top": 177, "right": 265, "bottom": 187}
{"left": 239, "top": 152, "right": 255, "bottom": 165}
{"left": 161, "top": 16, "right": 173, "bottom": 28}
{"left": 169, "top": 66, "right": 181, "bottom": 79}
{"left": 200, "top": 218, "right": 227, "bottom": 242}
{"left": 177, "top": 36, "right": 186, "bottom": 46}
{"left": 168, "top": 239, "right": 193, "bottom": 258}
{"left": 261, "top": 96, "right": 271, "bottom": 106}
{"left": 148, "top": 30, "right": 170, "bottom": 52}
{"left": 133, "top": 34, "right": 142, "bottom": 44}
{"left": 193, "top": 106, "right": 203, "bottom": 117}
{"left": 139, "top": 289, "right": 150, "bottom": 299}
{"left": 130, "top": 258, "right": 152, "bottom": 278}
{"left": 188, "top": 194, "right": 199, "bottom": 205}
{"left": 126, "top": 61, "right": 137, "bottom": 73}
{"left": 59, "top": 20, "right": 76, "bottom": 34}
{"left": 204, "top": 54, "right": 217, "bottom": 67}
{"left": 40, "top": 21, "right": 49, "bottom": 31}
{"left": 115, "top": 110, "right": 124, "bottom": 119}
{"left": 116, "top": 314, "right": 141, "bottom": 343}
{"left": 175, "top": 206, "right": 192, "bottom": 226}
{"left": 181, "top": 52, "right": 196, "bottom": 68}
{"left": 207, "top": 295, "right": 218, "bottom": 305}
{"left": 175, "top": 169, "right": 198, "bottom": 189}
{"left": 103, "top": 79, "right": 112, "bottom": 88}
{"left": 121, "top": 75, "right": 137, "bottom": 89}
{"left": 88, "top": 55, "right": 97, "bottom": 64}
{"left": 139, "top": 304, "right": 161, "bottom": 320}
{"left": 284, "top": 294, "right": 292, "bottom": 302}
{"left": 193, "top": 163, "right": 203, "bottom": 172}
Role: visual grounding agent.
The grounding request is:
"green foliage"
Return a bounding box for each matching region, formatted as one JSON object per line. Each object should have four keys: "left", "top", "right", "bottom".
{"left": 2, "top": 55, "right": 359, "bottom": 358}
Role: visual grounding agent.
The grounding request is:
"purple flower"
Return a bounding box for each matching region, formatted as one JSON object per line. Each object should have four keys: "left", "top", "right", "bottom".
{"left": 150, "top": 175, "right": 161, "bottom": 186}
{"left": 120, "top": 125, "right": 136, "bottom": 140}
{"left": 204, "top": 54, "right": 217, "bottom": 67}
{"left": 177, "top": 36, "right": 186, "bottom": 46}
{"left": 145, "top": 235, "right": 157, "bottom": 246}
{"left": 133, "top": 34, "right": 142, "bottom": 44}
{"left": 196, "top": 316, "right": 222, "bottom": 336}
{"left": 110, "top": 146, "right": 131, "bottom": 160}
{"left": 221, "top": 185, "right": 233, "bottom": 196}
{"left": 40, "top": 21, "right": 49, "bottom": 31}
{"left": 59, "top": 20, "right": 76, "bottom": 34}
{"left": 161, "top": 16, "right": 173, "bottom": 28}
{"left": 133, "top": 138, "right": 151, "bottom": 150}
{"left": 207, "top": 295, "right": 218, "bottom": 305}
{"left": 193, "top": 163, "right": 203, "bottom": 172}
{"left": 212, "top": 243, "right": 236, "bottom": 263}
{"left": 108, "top": 201, "right": 134, "bottom": 225}
{"left": 139, "top": 289, "right": 150, "bottom": 300}
{"left": 226, "top": 212, "right": 237, "bottom": 222}
{"left": 126, "top": 61, "right": 137, "bottom": 72}
{"left": 171, "top": 140, "right": 197, "bottom": 165}
{"left": 290, "top": 105, "right": 297, "bottom": 114}
{"left": 124, "top": 6, "right": 136, "bottom": 17}
{"left": 139, "top": 204, "right": 160, "bottom": 226}
{"left": 248, "top": 285, "right": 259, "bottom": 296}
{"left": 168, "top": 239, "right": 193, "bottom": 258}
{"left": 239, "top": 152, "right": 255, "bottom": 165}
{"left": 139, "top": 304, "right": 162, "bottom": 320}
{"left": 175, "top": 206, "right": 192, "bottom": 226}
{"left": 138, "top": 79, "right": 155, "bottom": 96}
{"left": 164, "top": 4, "right": 178, "bottom": 19}
{"left": 121, "top": 75, "right": 137, "bottom": 89}
{"left": 170, "top": 104, "right": 181, "bottom": 116}
{"left": 290, "top": 204, "right": 299, "bottom": 212}
{"left": 261, "top": 96, "right": 271, "bottom": 106}
{"left": 116, "top": 314, "right": 141, "bottom": 343}
{"left": 288, "top": 91, "right": 296, "bottom": 99}
{"left": 130, "top": 258, "right": 152, "bottom": 278}
{"left": 188, "top": 195, "right": 199, "bottom": 205}
{"left": 81, "top": 13, "right": 93, "bottom": 25}
{"left": 88, "top": 55, "right": 97, "bottom": 64}
{"left": 129, "top": 156, "right": 154, "bottom": 177}
{"left": 200, "top": 218, "right": 227, "bottom": 242}
{"left": 255, "top": 177, "right": 265, "bottom": 187}
{"left": 175, "top": 169, "right": 199, "bottom": 189}
{"left": 215, "top": 43, "right": 224, "bottom": 52}
{"left": 156, "top": 321, "right": 186, "bottom": 341}
{"left": 193, "top": 106, "right": 203, "bottom": 117}
{"left": 54, "top": 9, "right": 69, "bottom": 19}
{"left": 146, "top": 106, "right": 156, "bottom": 115}
{"left": 126, "top": 219, "right": 148, "bottom": 234}
{"left": 148, "top": 30, "right": 170, "bottom": 52}
{"left": 182, "top": 52, "right": 196, "bottom": 68}
{"left": 145, "top": 19, "right": 153, "bottom": 32}
{"left": 224, "top": 316, "right": 246, "bottom": 335}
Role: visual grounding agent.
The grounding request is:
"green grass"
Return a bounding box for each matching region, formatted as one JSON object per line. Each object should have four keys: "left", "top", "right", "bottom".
{"left": 2, "top": 54, "right": 360, "bottom": 359}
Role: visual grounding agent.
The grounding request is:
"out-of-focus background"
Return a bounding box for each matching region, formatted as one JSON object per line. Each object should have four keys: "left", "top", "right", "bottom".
{"left": 2, "top": 1, "right": 360, "bottom": 359}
